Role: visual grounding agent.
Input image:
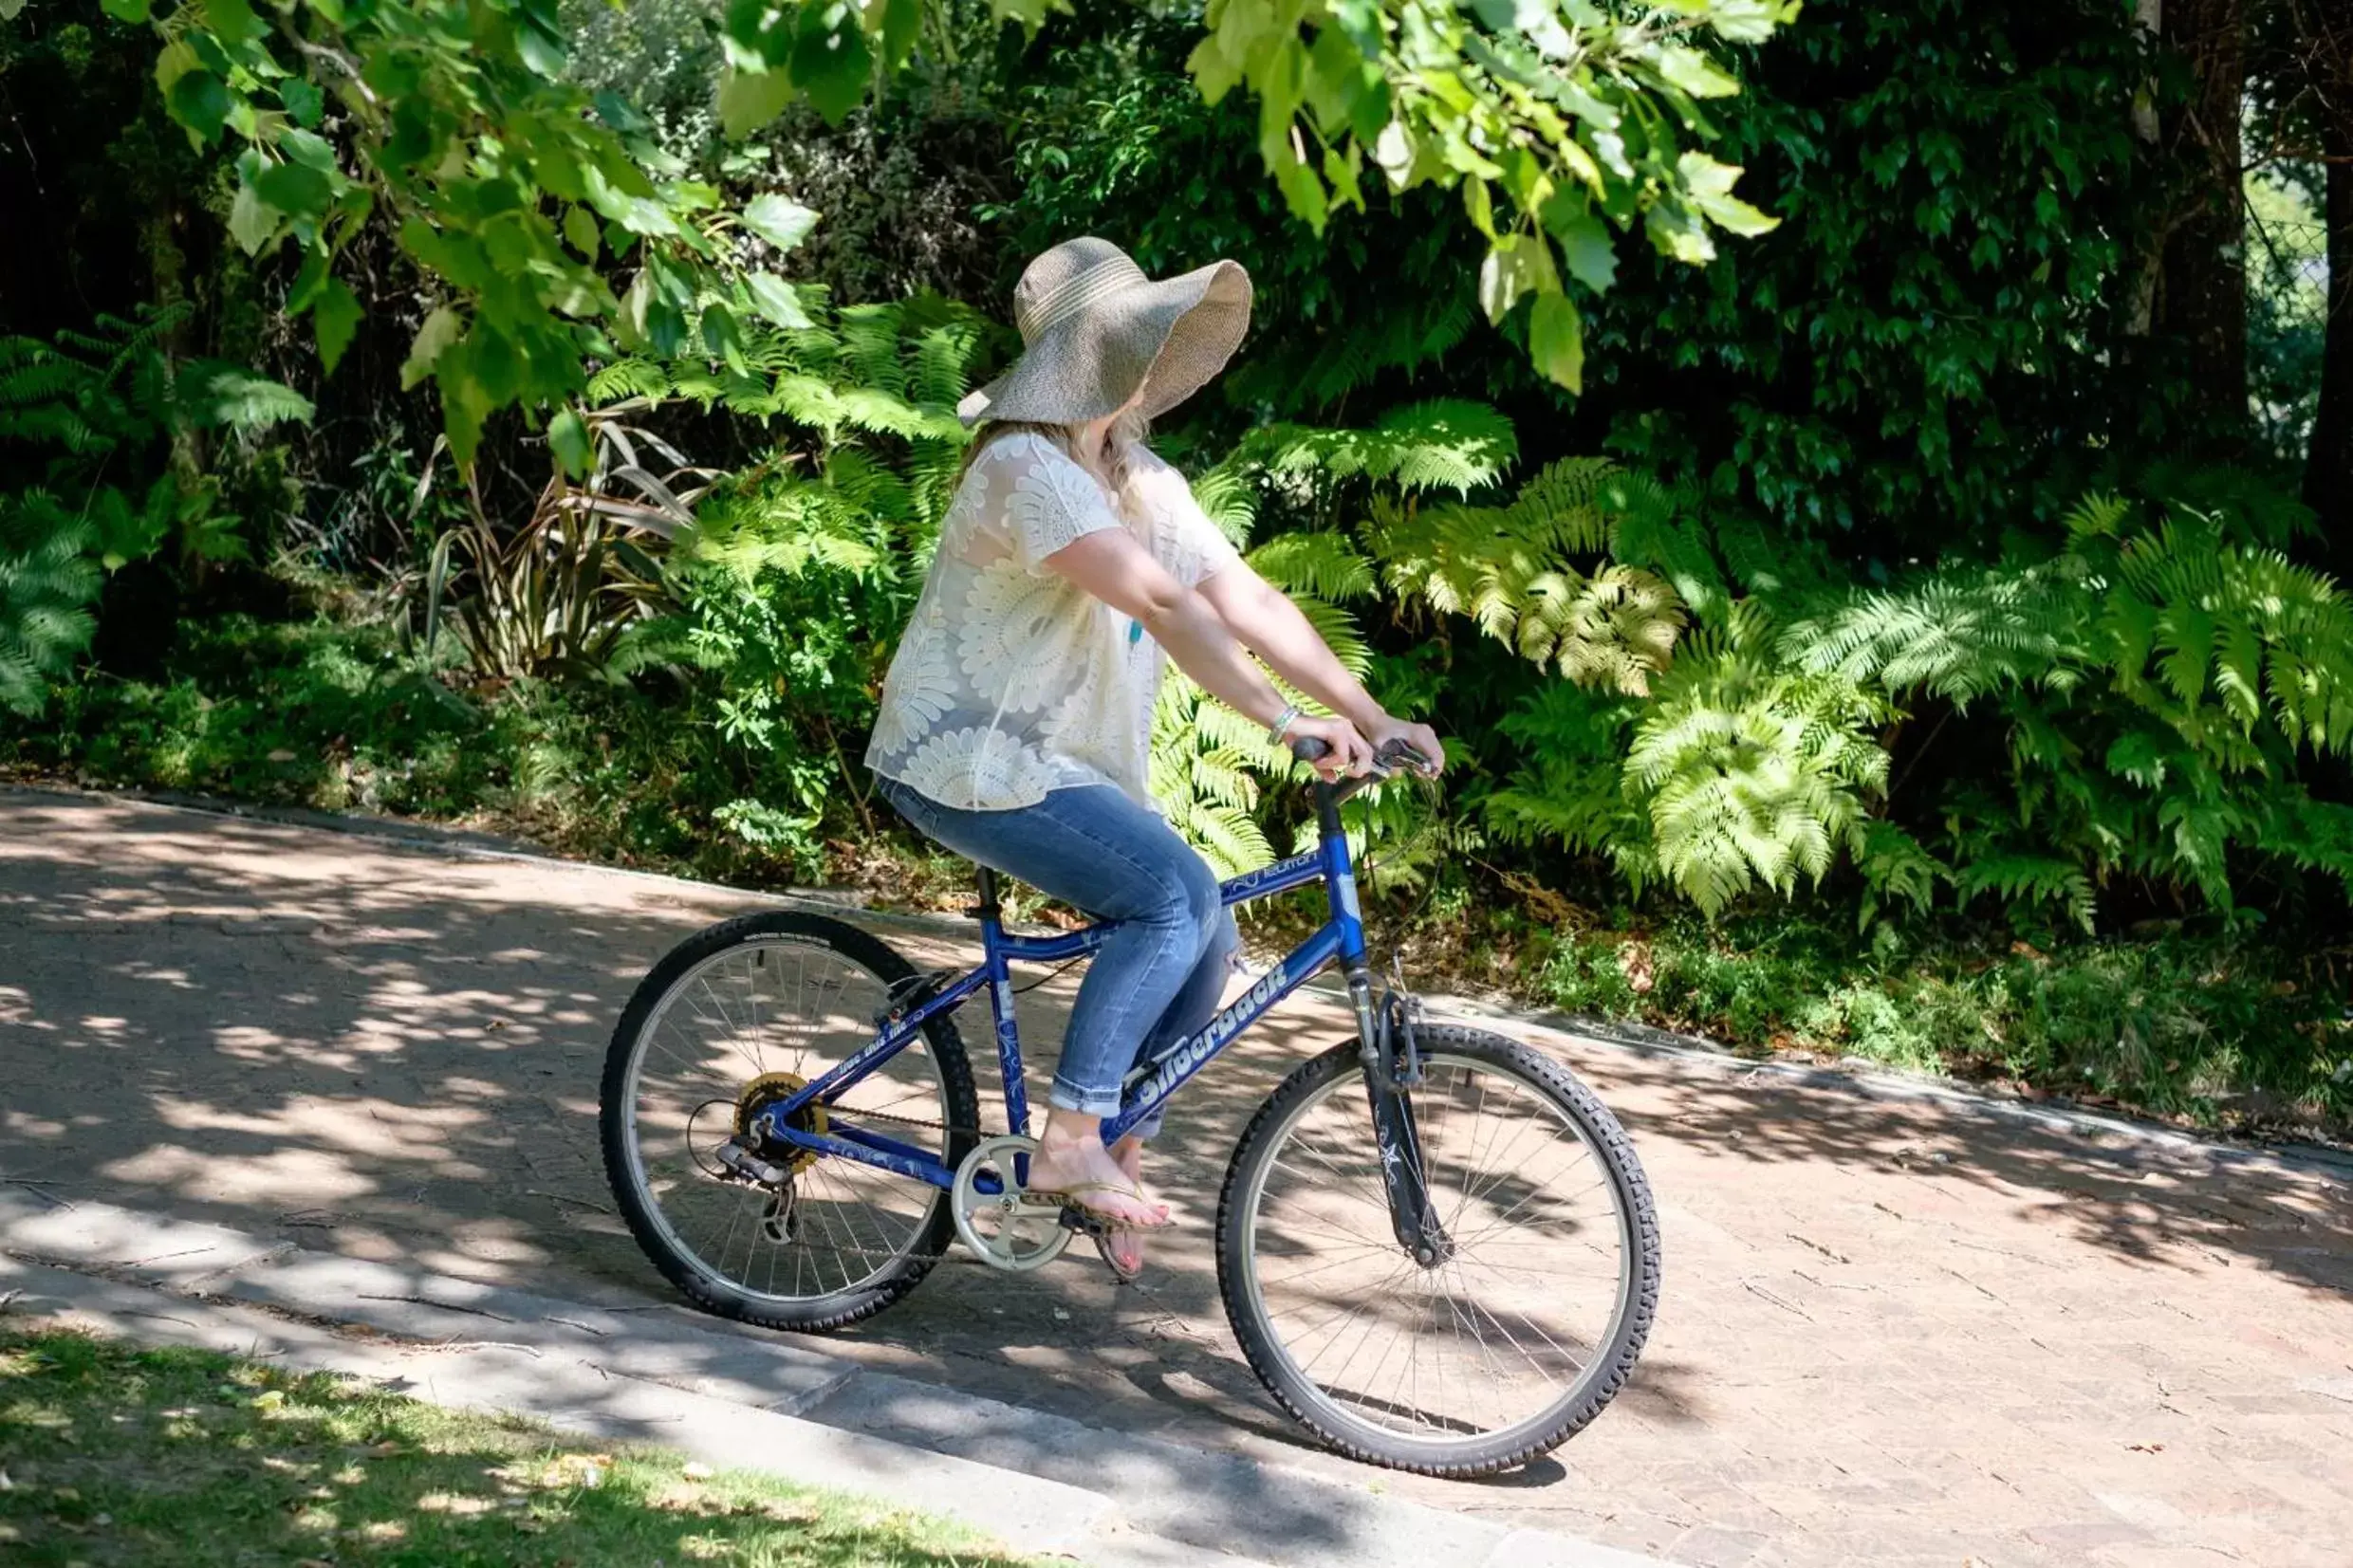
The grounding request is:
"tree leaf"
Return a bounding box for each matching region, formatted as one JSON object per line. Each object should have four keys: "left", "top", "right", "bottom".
{"left": 167, "top": 70, "right": 232, "bottom": 145}
{"left": 745, "top": 272, "right": 812, "bottom": 330}
{"left": 228, "top": 184, "right": 278, "bottom": 254}
{"left": 1529, "top": 291, "right": 1584, "bottom": 394}
{"left": 203, "top": 0, "right": 258, "bottom": 44}
{"left": 740, "top": 193, "right": 821, "bottom": 252}
{"left": 874, "top": 0, "right": 922, "bottom": 67}
{"left": 1643, "top": 201, "right": 1716, "bottom": 266}
{"left": 1677, "top": 150, "right": 1780, "bottom": 236}
{"left": 1653, "top": 44, "right": 1740, "bottom": 99}
{"left": 1272, "top": 157, "right": 1329, "bottom": 233}
{"left": 718, "top": 66, "right": 797, "bottom": 139}
{"left": 1552, "top": 209, "right": 1618, "bottom": 293}
{"left": 313, "top": 278, "right": 363, "bottom": 374}
{"left": 516, "top": 18, "right": 567, "bottom": 78}
{"left": 278, "top": 128, "right": 340, "bottom": 174}
{"left": 401, "top": 305, "right": 462, "bottom": 391}
{"left": 279, "top": 78, "right": 324, "bottom": 128}
{"left": 548, "top": 406, "right": 592, "bottom": 479}
{"left": 1476, "top": 234, "right": 1554, "bottom": 323}
{"left": 563, "top": 204, "right": 601, "bottom": 259}
{"left": 254, "top": 160, "right": 334, "bottom": 221}
{"left": 791, "top": 5, "right": 874, "bottom": 125}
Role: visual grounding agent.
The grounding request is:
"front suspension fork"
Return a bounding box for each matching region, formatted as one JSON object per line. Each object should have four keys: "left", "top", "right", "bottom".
{"left": 1347, "top": 970, "right": 1450, "bottom": 1266}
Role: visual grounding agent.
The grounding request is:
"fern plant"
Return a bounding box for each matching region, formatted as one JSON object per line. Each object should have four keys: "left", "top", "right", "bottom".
{"left": 1781, "top": 487, "right": 2353, "bottom": 926}
{"left": 572, "top": 292, "right": 984, "bottom": 850}
{"left": 1147, "top": 404, "right": 1696, "bottom": 881}
{"left": 0, "top": 308, "right": 312, "bottom": 714}
{"left": 1368, "top": 458, "right": 1687, "bottom": 695}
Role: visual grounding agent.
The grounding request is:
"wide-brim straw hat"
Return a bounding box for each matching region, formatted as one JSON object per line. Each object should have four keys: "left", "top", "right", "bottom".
{"left": 956, "top": 237, "right": 1251, "bottom": 427}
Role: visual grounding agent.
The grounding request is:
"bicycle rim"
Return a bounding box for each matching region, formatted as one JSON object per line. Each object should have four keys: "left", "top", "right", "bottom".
{"left": 616, "top": 934, "right": 954, "bottom": 1307}
{"left": 1232, "top": 1047, "right": 1641, "bottom": 1458}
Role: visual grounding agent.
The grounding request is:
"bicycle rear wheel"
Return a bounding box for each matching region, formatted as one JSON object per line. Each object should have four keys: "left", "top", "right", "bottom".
{"left": 1216, "top": 1024, "right": 1658, "bottom": 1476}
{"left": 600, "top": 911, "right": 978, "bottom": 1332}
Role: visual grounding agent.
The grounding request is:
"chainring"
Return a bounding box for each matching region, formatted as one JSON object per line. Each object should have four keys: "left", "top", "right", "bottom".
{"left": 950, "top": 1134, "right": 1072, "bottom": 1272}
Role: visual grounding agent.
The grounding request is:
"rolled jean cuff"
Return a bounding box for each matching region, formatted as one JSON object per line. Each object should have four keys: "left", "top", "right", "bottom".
{"left": 1048, "top": 1076, "right": 1125, "bottom": 1118}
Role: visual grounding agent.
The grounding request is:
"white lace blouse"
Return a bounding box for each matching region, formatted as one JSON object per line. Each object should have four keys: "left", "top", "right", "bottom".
{"left": 866, "top": 433, "right": 1241, "bottom": 812}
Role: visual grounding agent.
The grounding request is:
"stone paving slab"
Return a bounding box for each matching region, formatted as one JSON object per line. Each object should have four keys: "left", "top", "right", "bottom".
{"left": 5, "top": 784, "right": 2353, "bottom": 1566}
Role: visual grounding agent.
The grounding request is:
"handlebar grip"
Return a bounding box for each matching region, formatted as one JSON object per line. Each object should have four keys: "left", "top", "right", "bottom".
{"left": 1291, "top": 737, "right": 1332, "bottom": 764}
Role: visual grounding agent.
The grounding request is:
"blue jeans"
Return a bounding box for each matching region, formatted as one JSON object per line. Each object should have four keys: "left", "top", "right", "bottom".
{"left": 877, "top": 779, "right": 1237, "bottom": 1141}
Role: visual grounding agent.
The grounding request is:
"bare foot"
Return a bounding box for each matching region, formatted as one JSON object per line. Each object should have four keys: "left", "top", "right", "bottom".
{"left": 1028, "top": 1116, "right": 1167, "bottom": 1231}
{"left": 1105, "top": 1134, "right": 1148, "bottom": 1277}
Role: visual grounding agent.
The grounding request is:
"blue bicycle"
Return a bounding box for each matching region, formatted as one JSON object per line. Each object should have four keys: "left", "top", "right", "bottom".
{"left": 600, "top": 742, "right": 1659, "bottom": 1475}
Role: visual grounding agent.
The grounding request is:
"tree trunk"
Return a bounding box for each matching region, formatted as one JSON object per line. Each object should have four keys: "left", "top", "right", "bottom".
{"left": 2158, "top": 0, "right": 2250, "bottom": 442}
{"left": 2307, "top": 144, "right": 2352, "bottom": 563}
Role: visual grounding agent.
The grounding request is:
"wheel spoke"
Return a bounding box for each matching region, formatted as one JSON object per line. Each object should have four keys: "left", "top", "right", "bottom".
{"left": 1232, "top": 1039, "right": 1652, "bottom": 1461}
{"left": 610, "top": 930, "right": 967, "bottom": 1316}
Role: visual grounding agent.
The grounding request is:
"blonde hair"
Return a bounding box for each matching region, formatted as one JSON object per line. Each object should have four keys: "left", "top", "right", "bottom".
{"left": 958, "top": 408, "right": 1152, "bottom": 491}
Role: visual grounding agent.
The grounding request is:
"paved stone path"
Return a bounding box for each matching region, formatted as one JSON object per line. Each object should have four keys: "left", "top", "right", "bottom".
{"left": 4, "top": 785, "right": 2350, "bottom": 1567}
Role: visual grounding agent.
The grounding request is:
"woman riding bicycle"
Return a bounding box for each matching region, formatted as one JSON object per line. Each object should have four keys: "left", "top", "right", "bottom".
{"left": 866, "top": 237, "right": 1444, "bottom": 1274}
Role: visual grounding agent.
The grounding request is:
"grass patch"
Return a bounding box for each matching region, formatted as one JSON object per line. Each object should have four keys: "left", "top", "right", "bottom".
{"left": 0, "top": 1324, "right": 1034, "bottom": 1568}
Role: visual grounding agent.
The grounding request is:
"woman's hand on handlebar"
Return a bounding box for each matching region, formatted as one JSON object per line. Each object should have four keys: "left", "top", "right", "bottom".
{"left": 1288, "top": 714, "right": 1377, "bottom": 780}
{"left": 1362, "top": 713, "right": 1445, "bottom": 776}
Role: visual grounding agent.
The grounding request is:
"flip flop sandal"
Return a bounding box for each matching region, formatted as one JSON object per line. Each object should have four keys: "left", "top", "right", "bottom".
{"left": 1034, "top": 1179, "right": 1173, "bottom": 1234}
{"left": 1094, "top": 1231, "right": 1144, "bottom": 1283}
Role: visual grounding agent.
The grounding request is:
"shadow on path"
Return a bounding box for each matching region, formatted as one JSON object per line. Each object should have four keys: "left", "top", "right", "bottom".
{"left": 6, "top": 786, "right": 2351, "bottom": 1567}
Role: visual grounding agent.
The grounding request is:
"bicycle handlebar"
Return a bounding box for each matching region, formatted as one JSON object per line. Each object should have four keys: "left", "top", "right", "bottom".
{"left": 1290, "top": 736, "right": 1436, "bottom": 802}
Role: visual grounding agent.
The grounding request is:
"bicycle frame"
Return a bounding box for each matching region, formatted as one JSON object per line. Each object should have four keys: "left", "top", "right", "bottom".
{"left": 754, "top": 810, "right": 1374, "bottom": 1191}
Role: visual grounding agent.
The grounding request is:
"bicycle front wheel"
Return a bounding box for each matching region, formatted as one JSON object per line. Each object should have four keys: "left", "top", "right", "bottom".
{"left": 1216, "top": 1024, "right": 1658, "bottom": 1476}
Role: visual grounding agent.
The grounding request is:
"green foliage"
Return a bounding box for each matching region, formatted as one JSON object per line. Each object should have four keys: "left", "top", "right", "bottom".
{"left": 1538, "top": 914, "right": 2352, "bottom": 1127}
{"left": 124, "top": 0, "right": 847, "bottom": 464}
{"left": 1189, "top": 0, "right": 1795, "bottom": 390}
{"left": 1368, "top": 457, "right": 1685, "bottom": 692}
{"left": 1223, "top": 397, "right": 1520, "bottom": 494}
{"left": 1492, "top": 601, "right": 1892, "bottom": 916}
{"left": 1211, "top": 394, "right": 2349, "bottom": 933}
{"left": 1590, "top": 0, "right": 2154, "bottom": 547}
{"left": 1785, "top": 488, "right": 2353, "bottom": 921}
{"left": 592, "top": 289, "right": 981, "bottom": 858}
{"left": 0, "top": 309, "right": 311, "bottom": 712}
{"left": 0, "top": 491, "right": 103, "bottom": 715}
{"left": 132, "top": 0, "right": 1789, "bottom": 454}
{"left": 993, "top": 39, "right": 1489, "bottom": 416}
{"left": 419, "top": 406, "right": 708, "bottom": 684}
{"left": 1150, "top": 675, "right": 1285, "bottom": 876}
{"left": 2245, "top": 164, "right": 2329, "bottom": 468}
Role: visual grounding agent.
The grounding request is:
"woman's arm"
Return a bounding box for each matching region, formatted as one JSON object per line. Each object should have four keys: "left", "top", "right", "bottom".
{"left": 1198, "top": 562, "right": 1446, "bottom": 771}
{"left": 1043, "top": 530, "right": 1377, "bottom": 777}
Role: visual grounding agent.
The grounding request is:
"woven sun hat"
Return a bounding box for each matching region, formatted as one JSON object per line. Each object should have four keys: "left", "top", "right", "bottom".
{"left": 956, "top": 237, "right": 1252, "bottom": 428}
